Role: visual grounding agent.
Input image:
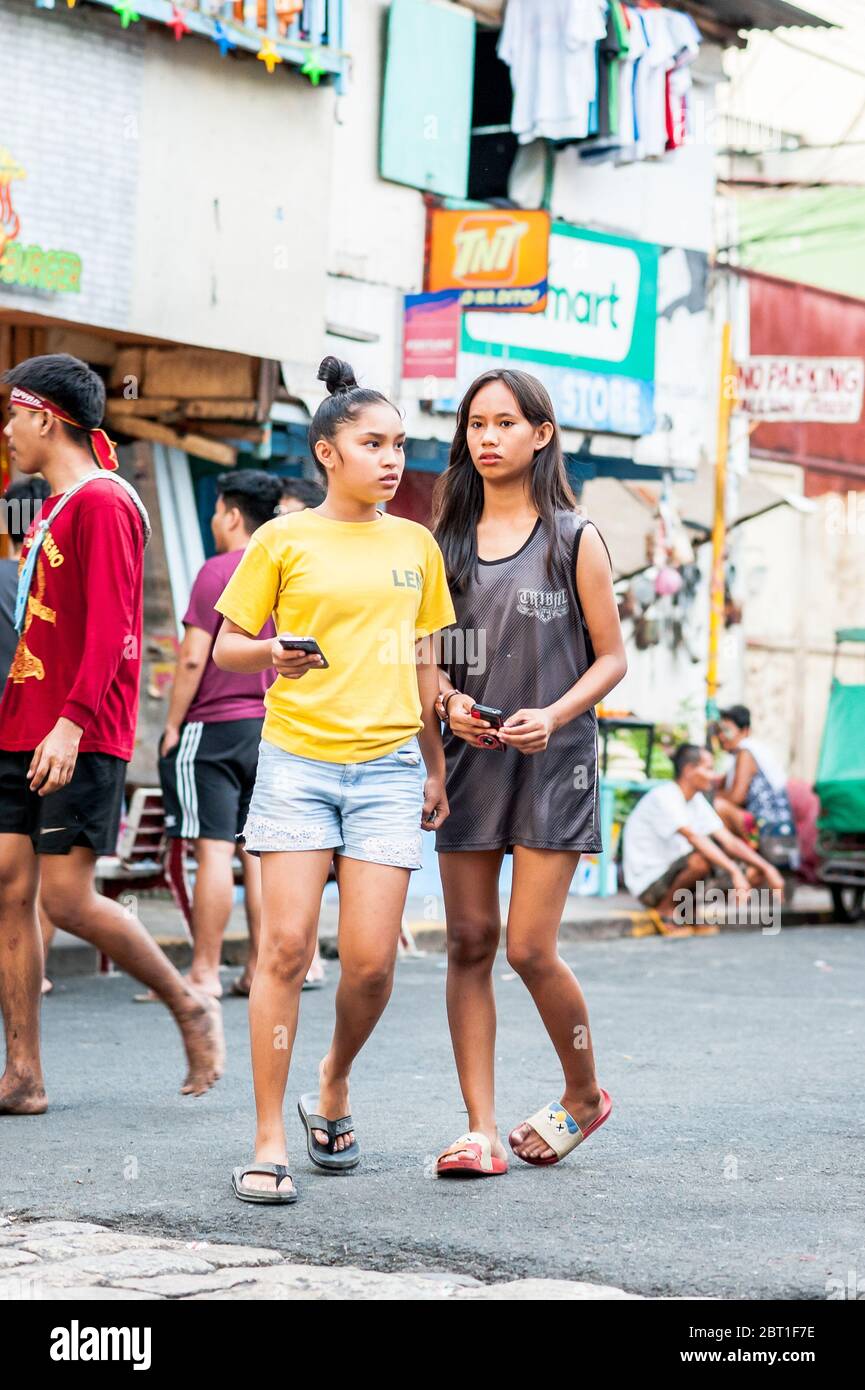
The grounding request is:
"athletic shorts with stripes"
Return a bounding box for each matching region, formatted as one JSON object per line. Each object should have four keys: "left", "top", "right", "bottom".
{"left": 159, "top": 716, "right": 263, "bottom": 843}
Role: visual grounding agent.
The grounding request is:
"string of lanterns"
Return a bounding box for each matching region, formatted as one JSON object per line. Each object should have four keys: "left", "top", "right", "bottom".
{"left": 35, "top": 0, "right": 335, "bottom": 80}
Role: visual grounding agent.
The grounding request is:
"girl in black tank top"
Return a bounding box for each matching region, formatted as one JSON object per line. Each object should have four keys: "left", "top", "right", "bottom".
{"left": 431, "top": 369, "right": 627, "bottom": 1177}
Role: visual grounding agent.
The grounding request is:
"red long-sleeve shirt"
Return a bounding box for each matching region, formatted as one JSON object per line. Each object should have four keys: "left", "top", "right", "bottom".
{"left": 0, "top": 478, "right": 144, "bottom": 760}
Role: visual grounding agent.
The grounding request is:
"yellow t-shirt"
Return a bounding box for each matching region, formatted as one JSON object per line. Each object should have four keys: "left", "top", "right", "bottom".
{"left": 214, "top": 508, "right": 456, "bottom": 763}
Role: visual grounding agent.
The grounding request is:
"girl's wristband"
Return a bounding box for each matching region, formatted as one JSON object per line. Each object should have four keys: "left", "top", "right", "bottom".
{"left": 441, "top": 690, "right": 461, "bottom": 726}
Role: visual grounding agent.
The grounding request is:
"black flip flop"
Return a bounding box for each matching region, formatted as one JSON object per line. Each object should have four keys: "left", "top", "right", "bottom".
{"left": 231, "top": 1162, "right": 298, "bottom": 1204}
{"left": 298, "top": 1092, "right": 360, "bottom": 1172}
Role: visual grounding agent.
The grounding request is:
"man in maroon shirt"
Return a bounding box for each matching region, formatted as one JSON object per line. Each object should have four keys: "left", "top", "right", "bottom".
{"left": 0, "top": 354, "right": 224, "bottom": 1114}
{"left": 157, "top": 471, "right": 281, "bottom": 999}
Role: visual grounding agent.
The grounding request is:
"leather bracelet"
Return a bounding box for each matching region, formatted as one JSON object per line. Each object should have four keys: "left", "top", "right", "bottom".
{"left": 441, "top": 690, "right": 461, "bottom": 726}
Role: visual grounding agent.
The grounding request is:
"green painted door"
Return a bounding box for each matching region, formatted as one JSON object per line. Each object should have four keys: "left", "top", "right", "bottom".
{"left": 380, "top": 0, "right": 476, "bottom": 199}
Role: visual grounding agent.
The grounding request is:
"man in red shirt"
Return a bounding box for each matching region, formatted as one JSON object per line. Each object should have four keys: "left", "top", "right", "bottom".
{"left": 0, "top": 354, "right": 224, "bottom": 1115}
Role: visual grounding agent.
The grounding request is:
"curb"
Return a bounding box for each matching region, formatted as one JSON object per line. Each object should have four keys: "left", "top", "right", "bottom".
{"left": 44, "top": 908, "right": 845, "bottom": 979}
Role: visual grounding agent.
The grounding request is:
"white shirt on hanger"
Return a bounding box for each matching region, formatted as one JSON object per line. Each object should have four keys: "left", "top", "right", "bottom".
{"left": 499, "top": 0, "right": 609, "bottom": 144}
{"left": 616, "top": 4, "right": 648, "bottom": 158}
{"left": 634, "top": 7, "right": 677, "bottom": 159}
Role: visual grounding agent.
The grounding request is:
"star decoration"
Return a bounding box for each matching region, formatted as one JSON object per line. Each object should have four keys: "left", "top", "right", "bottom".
{"left": 257, "top": 39, "right": 283, "bottom": 75}
{"left": 301, "top": 50, "right": 327, "bottom": 86}
{"left": 212, "top": 20, "right": 237, "bottom": 58}
{"left": 112, "top": 0, "right": 140, "bottom": 27}
{"left": 168, "top": 4, "right": 190, "bottom": 40}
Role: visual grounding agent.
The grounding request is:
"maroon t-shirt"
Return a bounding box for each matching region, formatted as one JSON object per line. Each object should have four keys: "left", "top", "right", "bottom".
{"left": 184, "top": 549, "right": 275, "bottom": 723}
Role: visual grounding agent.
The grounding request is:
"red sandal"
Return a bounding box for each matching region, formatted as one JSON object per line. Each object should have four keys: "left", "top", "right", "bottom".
{"left": 436, "top": 1131, "right": 508, "bottom": 1178}
{"left": 509, "top": 1090, "right": 613, "bottom": 1167}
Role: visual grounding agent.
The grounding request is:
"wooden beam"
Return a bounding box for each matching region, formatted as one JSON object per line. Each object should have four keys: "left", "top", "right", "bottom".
{"left": 142, "top": 348, "right": 257, "bottom": 400}
{"left": 0, "top": 325, "right": 11, "bottom": 377}
{"left": 181, "top": 433, "right": 237, "bottom": 467}
{"left": 107, "top": 397, "right": 180, "bottom": 416}
{"left": 105, "top": 411, "right": 237, "bottom": 466}
{"left": 43, "top": 328, "right": 117, "bottom": 366}
{"left": 109, "top": 348, "right": 145, "bottom": 390}
{"left": 184, "top": 399, "right": 260, "bottom": 420}
{"left": 183, "top": 421, "right": 266, "bottom": 443}
{"left": 256, "top": 359, "right": 280, "bottom": 424}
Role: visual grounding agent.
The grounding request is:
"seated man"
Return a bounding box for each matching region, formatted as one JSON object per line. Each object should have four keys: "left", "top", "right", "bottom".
{"left": 623, "top": 743, "right": 784, "bottom": 930}
{"left": 714, "top": 704, "right": 795, "bottom": 843}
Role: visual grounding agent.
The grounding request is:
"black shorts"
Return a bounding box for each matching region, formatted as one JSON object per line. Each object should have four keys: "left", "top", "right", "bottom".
{"left": 159, "top": 717, "right": 263, "bottom": 843}
{"left": 0, "top": 749, "right": 127, "bottom": 855}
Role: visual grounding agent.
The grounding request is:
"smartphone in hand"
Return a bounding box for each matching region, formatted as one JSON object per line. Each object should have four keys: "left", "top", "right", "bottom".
{"left": 470, "top": 702, "right": 504, "bottom": 749}
{"left": 278, "top": 635, "right": 329, "bottom": 669}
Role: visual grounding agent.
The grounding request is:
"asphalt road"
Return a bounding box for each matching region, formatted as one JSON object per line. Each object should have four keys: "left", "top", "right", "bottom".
{"left": 2, "top": 926, "right": 863, "bottom": 1299}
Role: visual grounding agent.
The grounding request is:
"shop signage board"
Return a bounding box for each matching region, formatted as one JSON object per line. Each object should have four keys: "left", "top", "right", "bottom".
{"left": 427, "top": 207, "right": 550, "bottom": 312}
{"left": 457, "top": 223, "right": 659, "bottom": 436}
{"left": 401, "top": 290, "right": 461, "bottom": 389}
{"left": 0, "top": 146, "right": 83, "bottom": 294}
{"left": 736, "top": 356, "right": 865, "bottom": 424}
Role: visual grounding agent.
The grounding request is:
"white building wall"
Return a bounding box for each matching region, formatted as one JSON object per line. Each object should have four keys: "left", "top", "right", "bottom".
{"left": 0, "top": 0, "right": 335, "bottom": 367}
{"left": 0, "top": 1, "right": 143, "bottom": 331}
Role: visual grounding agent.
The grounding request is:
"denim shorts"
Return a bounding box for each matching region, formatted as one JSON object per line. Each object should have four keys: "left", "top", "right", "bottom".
{"left": 241, "top": 736, "right": 425, "bottom": 869}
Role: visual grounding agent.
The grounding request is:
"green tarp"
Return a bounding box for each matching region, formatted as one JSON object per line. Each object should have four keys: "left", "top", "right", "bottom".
{"left": 815, "top": 679, "right": 865, "bottom": 833}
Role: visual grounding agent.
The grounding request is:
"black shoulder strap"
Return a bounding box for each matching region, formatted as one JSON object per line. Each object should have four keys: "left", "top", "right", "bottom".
{"left": 568, "top": 516, "right": 612, "bottom": 610}
{"left": 566, "top": 514, "right": 613, "bottom": 666}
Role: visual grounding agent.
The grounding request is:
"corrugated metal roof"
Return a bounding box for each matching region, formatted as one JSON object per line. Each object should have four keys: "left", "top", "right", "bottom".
{"left": 459, "top": 2, "right": 833, "bottom": 34}
{"left": 683, "top": 1, "right": 834, "bottom": 30}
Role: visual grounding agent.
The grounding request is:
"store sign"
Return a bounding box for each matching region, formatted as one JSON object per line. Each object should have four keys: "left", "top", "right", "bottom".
{"left": 736, "top": 357, "right": 865, "bottom": 424}
{"left": 458, "top": 223, "right": 659, "bottom": 435}
{"left": 0, "top": 147, "right": 83, "bottom": 294}
{"left": 402, "top": 290, "right": 461, "bottom": 383}
{"left": 427, "top": 207, "right": 550, "bottom": 313}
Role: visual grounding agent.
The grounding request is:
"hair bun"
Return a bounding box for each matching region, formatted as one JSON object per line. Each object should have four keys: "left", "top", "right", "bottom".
{"left": 317, "top": 356, "right": 358, "bottom": 396}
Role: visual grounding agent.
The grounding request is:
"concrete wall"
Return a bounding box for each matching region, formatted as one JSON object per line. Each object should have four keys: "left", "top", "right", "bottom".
{"left": 739, "top": 464, "right": 865, "bottom": 783}
{"left": 131, "top": 27, "right": 334, "bottom": 364}
{"left": 0, "top": 0, "right": 334, "bottom": 367}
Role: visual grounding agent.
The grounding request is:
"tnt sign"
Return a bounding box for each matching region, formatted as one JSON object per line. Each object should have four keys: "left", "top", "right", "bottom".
{"left": 427, "top": 208, "right": 549, "bottom": 312}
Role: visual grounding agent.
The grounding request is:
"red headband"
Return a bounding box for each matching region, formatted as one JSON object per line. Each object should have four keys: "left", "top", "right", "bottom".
{"left": 9, "top": 386, "right": 118, "bottom": 471}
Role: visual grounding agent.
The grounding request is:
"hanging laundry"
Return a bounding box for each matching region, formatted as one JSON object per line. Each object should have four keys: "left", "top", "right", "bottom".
{"left": 597, "top": 0, "right": 630, "bottom": 142}
{"left": 664, "top": 9, "right": 702, "bottom": 150}
{"left": 616, "top": 3, "right": 648, "bottom": 157}
{"left": 498, "top": 0, "right": 608, "bottom": 145}
{"left": 633, "top": 6, "right": 678, "bottom": 159}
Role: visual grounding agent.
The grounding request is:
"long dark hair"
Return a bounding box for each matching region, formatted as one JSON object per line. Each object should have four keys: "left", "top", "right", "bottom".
{"left": 432, "top": 368, "right": 577, "bottom": 592}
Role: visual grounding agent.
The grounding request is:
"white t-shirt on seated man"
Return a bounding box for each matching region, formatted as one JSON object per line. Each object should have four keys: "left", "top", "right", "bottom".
{"left": 622, "top": 744, "right": 784, "bottom": 919}
{"left": 624, "top": 780, "right": 723, "bottom": 899}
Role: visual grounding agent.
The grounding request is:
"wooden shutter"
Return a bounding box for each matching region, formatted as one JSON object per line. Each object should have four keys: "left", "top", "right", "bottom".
{"left": 380, "top": 0, "right": 476, "bottom": 199}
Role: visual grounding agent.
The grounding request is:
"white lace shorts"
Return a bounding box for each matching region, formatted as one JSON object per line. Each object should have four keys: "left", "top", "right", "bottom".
{"left": 241, "top": 736, "right": 425, "bottom": 870}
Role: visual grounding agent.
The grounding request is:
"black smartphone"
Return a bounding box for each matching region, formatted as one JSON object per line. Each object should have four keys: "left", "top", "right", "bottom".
{"left": 278, "top": 635, "right": 329, "bottom": 669}
{"left": 471, "top": 702, "right": 504, "bottom": 749}
{"left": 470, "top": 703, "right": 503, "bottom": 729}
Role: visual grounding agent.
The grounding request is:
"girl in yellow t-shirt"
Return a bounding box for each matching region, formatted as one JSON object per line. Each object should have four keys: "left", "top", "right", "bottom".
{"left": 214, "top": 356, "right": 455, "bottom": 1204}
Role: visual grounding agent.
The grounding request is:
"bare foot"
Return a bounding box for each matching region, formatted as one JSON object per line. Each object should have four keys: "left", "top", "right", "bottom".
{"left": 305, "top": 954, "right": 326, "bottom": 985}
{"left": 510, "top": 1089, "right": 604, "bottom": 1163}
{"left": 0, "top": 1072, "right": 48, "bottom": 1116}
{"left": 312, "top": 1056, "right": 354, "bottom": 1151}
{"left": 136, "top": 970, "right": 223, "bottom": 1004}
{"left": 187, "top": 969, "right": 224, "bottom": 1000}
{"left": 176, "top": 991, "right": 225, "bottom": 1096}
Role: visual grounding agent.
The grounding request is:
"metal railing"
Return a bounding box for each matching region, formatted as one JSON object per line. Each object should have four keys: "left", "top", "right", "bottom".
{"left": 65, "top": 0, "right": 348, "bottom": 88}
